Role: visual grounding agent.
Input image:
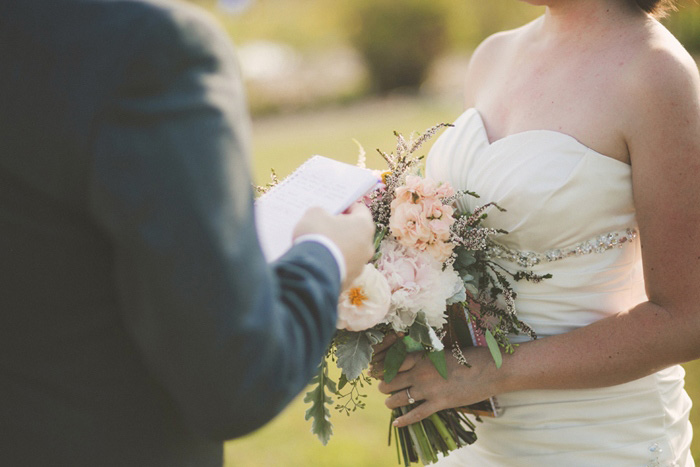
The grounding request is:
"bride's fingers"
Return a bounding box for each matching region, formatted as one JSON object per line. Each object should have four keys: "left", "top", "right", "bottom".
{"left": 397, "top": 354, "right": 416, "bottom": 373}
{"left": 392, "top": 401, "right": 438, "bottom": 428}
{"left": 370, "top": 348, "right": 388, "bottom": 366}
{"left": 369, "top": 361, "right": 383, "bottom": 378}
{"left": 377, "top": 370, "right": 411, "bottom": 395}
{"left": 384, "top": 386, "right": 420, "bottom": 410}
{"left": 380, "top": 352, "right": 418, "bottom": 382}
{"left": 369, "top": 354, "right": 416, "bottom": 379}
{"left": 369, "top": 362, "right": 384, "bottom": 379}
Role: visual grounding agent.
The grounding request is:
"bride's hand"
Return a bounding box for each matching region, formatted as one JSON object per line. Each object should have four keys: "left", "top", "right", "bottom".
{"left": 375, "top": 345, "right": 502, "bottom": 427}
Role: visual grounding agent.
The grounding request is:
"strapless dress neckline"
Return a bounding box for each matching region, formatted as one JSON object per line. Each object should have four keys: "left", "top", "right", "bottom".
{"left": 466, "top": 107, "right": 630, "bottom": 169}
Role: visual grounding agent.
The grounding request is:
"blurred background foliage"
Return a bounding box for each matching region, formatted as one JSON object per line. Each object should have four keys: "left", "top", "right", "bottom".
{"left": 187, "top": 0, "right": 700, "bottom": 114}
{"left": 189, "top": 0, "right": 546, "bottom": 113}
{"left": 183, "top": 1, "right": 700, "bottom": 465}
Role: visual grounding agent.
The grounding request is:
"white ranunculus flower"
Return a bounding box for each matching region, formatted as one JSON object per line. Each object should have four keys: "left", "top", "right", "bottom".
{"left": 337, "top": 264, "right": 392, "bottom": 332}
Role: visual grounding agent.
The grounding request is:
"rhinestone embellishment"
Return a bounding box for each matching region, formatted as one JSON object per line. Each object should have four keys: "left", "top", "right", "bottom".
{"left": 647, "top": 442, "right": 666, "bottom": 467}
{"left": 487, "top": 228, "right": 638, "bottom": 268}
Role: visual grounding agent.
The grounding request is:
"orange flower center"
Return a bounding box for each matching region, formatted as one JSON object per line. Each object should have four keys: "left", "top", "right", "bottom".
{"left": 348, "top": 287, "right": 369, "bottom": 307}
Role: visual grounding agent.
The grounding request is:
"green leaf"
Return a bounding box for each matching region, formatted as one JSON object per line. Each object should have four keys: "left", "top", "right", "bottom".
{"left": 407, "top": 313, "right": 432, "bottom": 347}
{"left": 427, "top": 350, "right": 448, "bottom": 380}
{"left": 324, "top": 374, "right": 338, "bottom": 393}
{"left": 484, "top": 329, "right": 503, "bottom": 369}
{"left": 402, "top": 335, "right": 424, "bottom": 353}
{"left": 337, "top": 372, "right": 348, "bottom": 391}
{"left": 373, "top": 226, "right": 388, "bottom": 250}
{"left": 383, "top": 338, "right": 407, "bottom": 383}
{"left": 304, "top": 361, "right": 334, "bottom": 445}
{"left": 336, "top": 331, "right": 374, "bottom": 381}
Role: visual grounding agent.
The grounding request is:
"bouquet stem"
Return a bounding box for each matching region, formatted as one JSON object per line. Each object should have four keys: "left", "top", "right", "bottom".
{"left": 390, "top": 405, "right": 477, "bottom": 465}
{"left": 429, "top": 413, "right": 458, "bottom": 451}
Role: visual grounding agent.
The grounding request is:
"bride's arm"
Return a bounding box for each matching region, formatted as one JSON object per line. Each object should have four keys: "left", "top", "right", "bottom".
{"left": 379, "top": 31, "right": 700, "bottom": 428}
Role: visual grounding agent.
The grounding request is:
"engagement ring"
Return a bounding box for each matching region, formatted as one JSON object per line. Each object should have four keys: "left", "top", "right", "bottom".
{"left": 406, "top": 388, "right": 415, "bottom": 404}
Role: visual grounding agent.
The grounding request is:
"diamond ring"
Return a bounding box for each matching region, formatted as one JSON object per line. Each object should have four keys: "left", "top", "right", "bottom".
{"left": 406, "top": 388, "right": 415, "bottom": 404}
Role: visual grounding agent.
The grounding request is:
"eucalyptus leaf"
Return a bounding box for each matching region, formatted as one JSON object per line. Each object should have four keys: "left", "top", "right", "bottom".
{"left": 456, "top": 250, "right": 477, "bottom": 267}
{"left": 336, "top": 332, "right": 374, "bottom": 381}
{"left": 427, "top": 350, "right": 448, "bottom": 380}
{"left": 383, "top": 338, "right": 407, "bottom": 383}
{"left": 484, "top": 330, "right": 503, "bottom": 369}
{"left": 304, "top": 361, "right": 334, "bottom": 445}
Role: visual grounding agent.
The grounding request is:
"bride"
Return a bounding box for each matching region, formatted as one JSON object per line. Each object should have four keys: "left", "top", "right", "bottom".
{"left": 372, "top": 0, "right": 699, "bottom": 464}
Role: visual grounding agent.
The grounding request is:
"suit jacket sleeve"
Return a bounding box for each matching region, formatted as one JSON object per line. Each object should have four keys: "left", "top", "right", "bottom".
{"left": 87, "top": 5, "right": 341, "bottom": 441}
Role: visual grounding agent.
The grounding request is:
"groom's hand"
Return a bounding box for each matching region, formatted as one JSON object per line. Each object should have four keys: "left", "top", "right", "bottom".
{"left": 293, "top": 203, "right": 375, "bottom": 289}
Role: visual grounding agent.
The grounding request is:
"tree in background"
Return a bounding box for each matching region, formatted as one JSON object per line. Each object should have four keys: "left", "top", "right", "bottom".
{"left": 348, "top": 0, "right": 448, "bottom": 93}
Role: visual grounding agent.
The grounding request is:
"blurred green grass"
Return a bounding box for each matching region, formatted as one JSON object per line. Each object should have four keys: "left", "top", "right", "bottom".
{"left": 226, "top": 97, "right": 699, "bottom": 465}
{"left": 246, "top": 97, "right": 464, "bottom": 185}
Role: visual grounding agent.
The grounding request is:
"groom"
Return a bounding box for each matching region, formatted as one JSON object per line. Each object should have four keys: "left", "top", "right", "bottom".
{"left": 0, "top": 0, "right": 375, "bottom": 465}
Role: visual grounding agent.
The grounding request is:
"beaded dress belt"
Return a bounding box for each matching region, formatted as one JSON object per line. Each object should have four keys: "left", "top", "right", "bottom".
{"left": 487, "top": 228, "right": 638, "bottom": 268}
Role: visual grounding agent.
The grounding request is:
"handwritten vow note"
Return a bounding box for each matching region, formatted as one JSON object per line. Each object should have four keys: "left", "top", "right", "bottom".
{"left": 255, "top": 156, "right": 380, "bottom": 262}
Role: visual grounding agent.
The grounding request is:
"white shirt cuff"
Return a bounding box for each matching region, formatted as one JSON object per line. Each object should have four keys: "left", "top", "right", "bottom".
{"left": 294, "top": 234, "right": 346, "bottom": 284}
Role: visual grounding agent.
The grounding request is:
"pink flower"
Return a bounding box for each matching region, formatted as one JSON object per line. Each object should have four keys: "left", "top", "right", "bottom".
{"left": 435, "top": 181, "right": 455, "bottom": 199}
{"left": 376, "top": 240, "right": 463, "bottom": 331}
{"left": 422, "top": 198, "right": 453, "bottom": 222}
{"left": 389, "top": 202, "right": 432, "bottom": 247}
{"left": 406, "top": 175, "right": 438, "bottom": 198}
{"left": 337, "top": 264, "right": 392, "bottom": 331}
{"left": 389, "top": 177, "right": 457, "bottom": 262}
{"left": 426, "top": 237, "right": 454, "bottom": 262}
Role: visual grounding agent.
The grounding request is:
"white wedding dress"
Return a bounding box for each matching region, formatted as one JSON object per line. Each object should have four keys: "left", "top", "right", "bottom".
{"left": 425, "top": 108, "right": 694, "bottom": 466}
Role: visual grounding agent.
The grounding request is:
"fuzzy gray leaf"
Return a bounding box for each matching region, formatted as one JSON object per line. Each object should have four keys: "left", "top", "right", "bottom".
{"left": 304, "top": 362, "right": 334, "bottom": 445}
{"left": 408, "top": 312, "right": 433, "bottom": 346}
{"left": 336, "top": 332, "right": 374, "bottom": 381}
{"left": 366, "top": 328, "right": 385, "bottom": 345}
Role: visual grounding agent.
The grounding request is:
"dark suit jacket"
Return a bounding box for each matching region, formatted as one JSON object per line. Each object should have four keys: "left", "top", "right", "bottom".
{"left": 0, "top": 0, "right": 341, "bottom": 465}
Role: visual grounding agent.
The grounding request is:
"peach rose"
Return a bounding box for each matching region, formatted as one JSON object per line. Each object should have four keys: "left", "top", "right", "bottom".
{"left": 389, "top": 202, "right": 432, "bottom": 248}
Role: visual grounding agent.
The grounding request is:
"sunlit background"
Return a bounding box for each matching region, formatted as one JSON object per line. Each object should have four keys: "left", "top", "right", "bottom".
{"left": 183, "top": 1, "right": 700, "bottom": 465}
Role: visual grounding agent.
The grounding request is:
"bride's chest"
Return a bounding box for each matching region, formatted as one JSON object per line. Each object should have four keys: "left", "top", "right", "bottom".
{"left": 475, "top": 59, "right": 630, "bottom": 164}
{"left": 426, "top": 110, "right": 637, "bottom": 254}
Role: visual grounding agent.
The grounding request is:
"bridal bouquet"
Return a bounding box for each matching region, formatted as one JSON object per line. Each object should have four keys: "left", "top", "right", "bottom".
{"left": 302, "top": 124, "right": 549, "bottom": 465}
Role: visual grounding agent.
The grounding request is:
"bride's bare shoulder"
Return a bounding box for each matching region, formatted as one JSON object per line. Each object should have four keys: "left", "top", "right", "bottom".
{"left": 622, "top": 19, "right": 700, "bottom": 143}
{"left": 631, "top": 20, "right": 698, "bottom": 87}
{"left": 463, "top": 18, "right": 541, "bottom": 107}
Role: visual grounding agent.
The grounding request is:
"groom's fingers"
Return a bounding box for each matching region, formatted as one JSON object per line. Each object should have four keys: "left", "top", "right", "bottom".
{"left": 343, "top": 201, "right": 370, "bottom": 215}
